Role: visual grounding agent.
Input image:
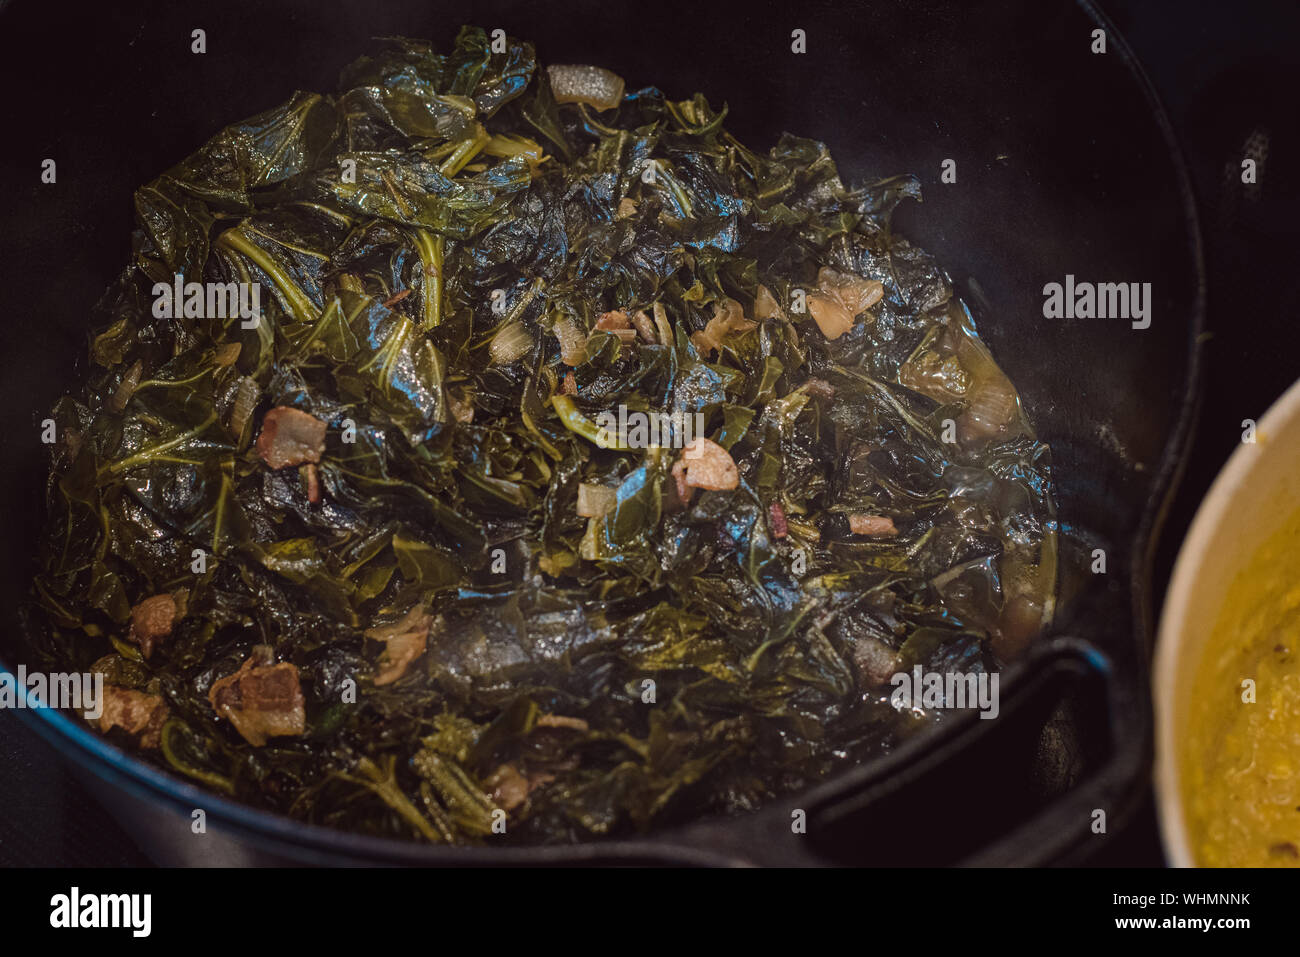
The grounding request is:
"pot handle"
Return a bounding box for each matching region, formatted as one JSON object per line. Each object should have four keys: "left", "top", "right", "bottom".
{"left": 653, "top": 637, "right": 1142, "bottom": 867}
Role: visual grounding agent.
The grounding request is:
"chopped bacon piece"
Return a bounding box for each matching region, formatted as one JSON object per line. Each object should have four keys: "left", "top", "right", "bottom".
{"left": 304, "top": 463, "right": 322, "bottom": 505}
{"left": 98, "top": 687, "right": 169, "bottom": 749}
{"left": 848, "top": 514, "right": 898, "bottom": 537}
{"left": 560, "top": 371, "right": 578, "bottom": 395}
{"left": 383, "top": 288, "right": 412, "bottom": 306}
{"left": 208, "top": 647, "right": 305, "bottom": 747}
{"left": 129, "top": 593, "right": 183, "bottom": 659}
{"left": 679, "top": 437, "right": 739, "bottom": 491}
{"left": 769, "top": 502, "right": 789, "bottom": 539}
{"left": 595, "top": 311, "right": 637, "bottom": 345}
{"left": 365, "top": 605, "right": 432, "bottom": 686}
{"left": 256, "top": 406, "right": 327, "bottom": 469}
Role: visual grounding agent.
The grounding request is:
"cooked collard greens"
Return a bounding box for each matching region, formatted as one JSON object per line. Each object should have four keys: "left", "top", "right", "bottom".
{"left": 25, "top": 26, "right": 1056, "bottom": 844}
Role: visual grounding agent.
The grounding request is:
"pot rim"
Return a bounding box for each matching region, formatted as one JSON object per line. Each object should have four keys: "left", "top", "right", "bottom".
{"left": 1, "top": 0, "right": 1210, "bottom": 865}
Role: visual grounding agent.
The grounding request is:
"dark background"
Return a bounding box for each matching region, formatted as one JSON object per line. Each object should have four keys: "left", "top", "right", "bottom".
{"left": 1, "top": 0, "right": 1296, "bottom": 866}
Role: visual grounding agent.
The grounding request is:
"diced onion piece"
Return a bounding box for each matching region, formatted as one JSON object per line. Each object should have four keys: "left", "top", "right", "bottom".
{"left": 652, "top": 302, "right": 673, "bottom": 346}
{"left": 489, "top": 321, "right": 532, "bottom": 366}
{"left": 852, "top": 280, "right": 886, "bottom": 314}
{"left": 754, "top": 284, "right": 784, "bottom": 320}
{"left": 957, "top": 373, "right": 1020, "bottom": 444}
{"left": 818, "top": 267, "right": 884, "bottom": 315}
{"left": 230, "top": 376, "right": 260, "bottom": 437}
{"left": 552, "top": 315, "right": 587, "bottom": 366}
{"left": 576, "top": 482, "right": 617, "bottom": 518}
{"left": 691, "top": 297, "right": 756, "bottom": 357}
{"left": 807, "top": 292, "right": 855, "bottom": 340}
{"left": 579, "top": 517, "right": 599, "bottom": 560}
{"left": 536, "top": 714, "right": 589, "bottom": 731}
{"left": 548, "top": 64, "right": 626, "bottom": 111}
{"left": 901, "top": 348, "right": 971, "bottom": 403}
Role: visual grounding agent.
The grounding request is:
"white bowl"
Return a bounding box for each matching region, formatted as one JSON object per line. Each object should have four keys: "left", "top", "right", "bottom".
{"left": 1155, "top": 376, "right": 1300, "bottom": 866}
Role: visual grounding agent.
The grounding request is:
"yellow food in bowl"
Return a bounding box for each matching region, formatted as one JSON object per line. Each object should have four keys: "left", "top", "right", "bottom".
{"left": 1182, "top": 507, "right": 1300, "bottom": 867}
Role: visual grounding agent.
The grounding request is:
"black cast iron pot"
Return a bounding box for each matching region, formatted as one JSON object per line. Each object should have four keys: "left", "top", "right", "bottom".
{"left": 0, "top": 0, "right": 1203, "bottom": 865}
